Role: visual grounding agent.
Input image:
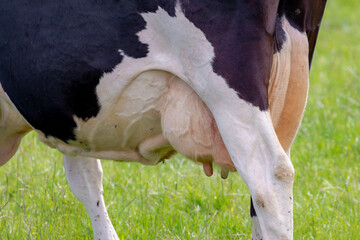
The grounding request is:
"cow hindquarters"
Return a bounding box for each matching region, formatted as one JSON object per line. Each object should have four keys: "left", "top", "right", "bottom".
{"left": 63, "top": 155, "right": 119, "bottom": 240}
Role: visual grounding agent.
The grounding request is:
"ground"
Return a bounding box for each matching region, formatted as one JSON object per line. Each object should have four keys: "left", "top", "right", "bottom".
{"left": 0, "top": 0, "right": 359, "bottom": 239}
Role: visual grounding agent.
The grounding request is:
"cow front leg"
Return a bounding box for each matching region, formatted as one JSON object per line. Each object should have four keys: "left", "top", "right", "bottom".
{"left": 63, "top": 155, "right": 119, "bottom": 240}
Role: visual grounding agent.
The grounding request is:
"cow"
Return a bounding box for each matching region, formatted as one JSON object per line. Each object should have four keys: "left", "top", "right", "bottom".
{"left": 0, "top": 1, "right": 327, "bottom": 239}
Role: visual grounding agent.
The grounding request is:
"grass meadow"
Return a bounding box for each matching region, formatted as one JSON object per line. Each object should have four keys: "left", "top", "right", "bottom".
{"left": 1, "top": 1, "right": 359, "bottom": 239}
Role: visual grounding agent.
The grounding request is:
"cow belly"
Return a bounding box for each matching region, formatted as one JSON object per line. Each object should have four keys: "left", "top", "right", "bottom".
{"left": 39, "top": 70, "right": 235, "bottom": 172}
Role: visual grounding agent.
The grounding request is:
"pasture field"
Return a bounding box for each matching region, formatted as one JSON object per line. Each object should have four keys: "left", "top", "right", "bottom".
{"left": 0, "top": 1, "right": 359, "bottom": 239}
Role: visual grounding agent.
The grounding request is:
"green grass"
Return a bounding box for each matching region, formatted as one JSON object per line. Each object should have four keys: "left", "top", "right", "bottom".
{"left": 1, "top": 1, "right": 359, "bottom": 239}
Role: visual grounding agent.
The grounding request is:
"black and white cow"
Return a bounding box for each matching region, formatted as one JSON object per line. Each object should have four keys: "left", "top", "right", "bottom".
{"left": 0, "top": 1, "right": 327, "bottom": 239}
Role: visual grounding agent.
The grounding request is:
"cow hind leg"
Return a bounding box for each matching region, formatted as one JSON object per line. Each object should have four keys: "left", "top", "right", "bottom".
{"left": 0, "top": 84, "right": 31, "bottom": 166}
{"left": 225, "top": 109, "right": 294, "bottom": 240}
{"left": 246, "top": 17, "right": 310, "bottom": 239}
{"left": 193, "top": 86, "right": 294, "bottom": 239}
{"left": 250, "top": 197, "right": 264, "bottom": 240}
{"left": 269, "top": 18, "right": 310, "bottom": 155}
{"left": 63, "top": 155, "right": 119, "bottom": 240}
{"left": 0, "top": 133, "right": 25, "bottom": 166}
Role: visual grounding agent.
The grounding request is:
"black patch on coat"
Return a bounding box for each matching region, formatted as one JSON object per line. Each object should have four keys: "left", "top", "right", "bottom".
{"left": 0, "top": 1, "right": 176, "bottom": 142}
{"left": 250, "top": 197, "right": 257, "bottom": 217}
{"left": 274, "top": 16, "right": 287, "bottom": 53}
{"left": 181, "top": 1, "right": 279, "bottom": 111}
{"left": 278, "top": 0, "right": 327, "bottom": 67}
{"left": 159, "top": 0, "right": 177, "bottom": 17}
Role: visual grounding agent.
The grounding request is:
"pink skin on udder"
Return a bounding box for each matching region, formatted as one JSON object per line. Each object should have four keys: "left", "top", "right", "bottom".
{"left": 161, "top": 77, "right": 236, "bottom": 176}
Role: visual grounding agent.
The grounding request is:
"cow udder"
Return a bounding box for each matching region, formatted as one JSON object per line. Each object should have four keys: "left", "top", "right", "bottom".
{"left": 161, "top": 76, "right": 236, "bottom": 175}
